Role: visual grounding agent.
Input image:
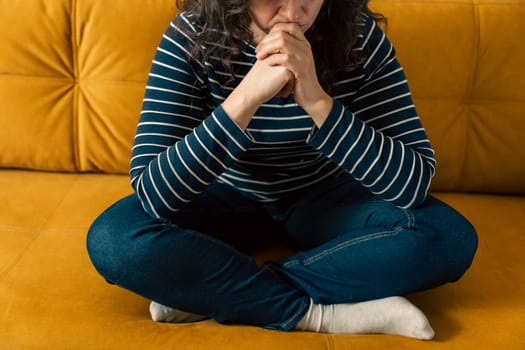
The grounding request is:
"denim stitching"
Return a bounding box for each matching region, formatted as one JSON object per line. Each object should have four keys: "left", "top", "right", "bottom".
{"left": 403, "top": 208, "right": 416, "bottom": 230}
{"left": 283, "top": 227, "right": 403, "bottom": 268}
{"left": 280, "top": 297, "right": 309, "bottom": 330}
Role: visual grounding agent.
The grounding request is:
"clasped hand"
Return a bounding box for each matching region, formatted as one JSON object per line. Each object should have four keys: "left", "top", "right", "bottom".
{"left": 223, "top": 23, "right": 333, "bottom": 129}
{"left": 253, "top": 23, "right": 328, "bottom": 109}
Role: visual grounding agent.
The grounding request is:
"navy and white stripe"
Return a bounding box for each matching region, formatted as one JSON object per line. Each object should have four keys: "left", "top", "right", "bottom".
{"left": 130, "top": 12, "right": 436, "bottom": 219}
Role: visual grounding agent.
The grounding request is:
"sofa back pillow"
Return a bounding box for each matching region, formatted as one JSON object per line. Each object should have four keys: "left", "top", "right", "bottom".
{"left": 1, "top": 0, "right": 524, "bottom": 194}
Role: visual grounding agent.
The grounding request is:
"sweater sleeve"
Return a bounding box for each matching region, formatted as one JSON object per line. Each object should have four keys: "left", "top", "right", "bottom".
{"left": 307, "top": 17, "right": 436, "bottom": 209}
{"left": 130, "top": 15, "right": 253, "bottom": 219}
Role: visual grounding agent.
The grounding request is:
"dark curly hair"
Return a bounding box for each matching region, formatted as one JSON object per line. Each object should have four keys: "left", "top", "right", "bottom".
{"left": 175, "top": 0, "right": 385, "bottom": 94}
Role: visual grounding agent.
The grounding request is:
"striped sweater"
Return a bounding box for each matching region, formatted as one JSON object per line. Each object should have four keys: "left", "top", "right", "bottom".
{"left": 130, "top": 12, "right": 436, "bottom": 220}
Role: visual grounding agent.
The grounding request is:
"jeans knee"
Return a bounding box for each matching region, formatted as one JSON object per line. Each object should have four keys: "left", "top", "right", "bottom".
{"left": 415, "top": 198, "right": 478, "bottom": 284}
{"left": 86, "top": 196, "right": 142, "bottom": 283}
{"left": 438, "top": 211, "right": 478, "bottom": 282}
{"left": 456, "top": 219, "right": 478, "bottom": 278}
{"left": 86, "top": 211, "right": 119, "bottom": 283}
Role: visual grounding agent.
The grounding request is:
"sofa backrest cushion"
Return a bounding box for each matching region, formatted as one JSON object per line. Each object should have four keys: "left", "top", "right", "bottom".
{"left": 375, "top": 0, "right": 525, "bottom": 193}
{"left": 1, "top": 0, "right": 524, "bottom": 193}
{"left": 0, "top": 0, "right": 178, "bottom": 173}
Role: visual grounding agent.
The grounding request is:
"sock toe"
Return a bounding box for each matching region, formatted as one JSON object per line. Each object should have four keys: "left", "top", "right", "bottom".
{"left": 149, "top": 301, "right": 209, "bottom": 323}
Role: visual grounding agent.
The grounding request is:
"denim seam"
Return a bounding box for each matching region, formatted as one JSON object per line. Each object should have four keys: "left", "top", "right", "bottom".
{"left": 283, "top": 227, "right": 403, "bottom": 268}
{"left": 403, "top": 208, "right": 416, "bottom": 230}
{"left": 279, "top": 296, "right": 309, "bottom": 330}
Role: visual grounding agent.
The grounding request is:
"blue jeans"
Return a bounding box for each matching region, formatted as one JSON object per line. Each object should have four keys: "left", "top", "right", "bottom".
{"left": 86, "top": 173, "right": 477, "bottom": 331}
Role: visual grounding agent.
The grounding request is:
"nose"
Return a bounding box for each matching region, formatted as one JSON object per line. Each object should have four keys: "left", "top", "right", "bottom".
{"left": 279, "top": 0, "right": 304, "bottom": 22}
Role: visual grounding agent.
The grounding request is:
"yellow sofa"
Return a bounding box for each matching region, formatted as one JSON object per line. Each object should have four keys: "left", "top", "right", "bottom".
{"left": 1, "top": 0, "right": 524, "bottom": 348}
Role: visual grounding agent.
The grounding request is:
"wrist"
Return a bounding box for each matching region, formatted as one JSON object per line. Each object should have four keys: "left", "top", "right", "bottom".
{"left": 303, "top": 94, "right": 333, "bottom": 128}
{"left": 222, "top": 89, "right": 259, "bottom": 130}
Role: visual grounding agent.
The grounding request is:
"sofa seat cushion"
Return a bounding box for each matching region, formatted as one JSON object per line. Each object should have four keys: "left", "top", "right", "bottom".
{"left": 1, "top": 170, "right": 524, "bottom": 349}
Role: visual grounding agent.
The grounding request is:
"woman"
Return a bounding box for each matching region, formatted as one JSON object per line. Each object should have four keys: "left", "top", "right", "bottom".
{"left": 87, "top": 0, "right": 478, "bottom": 340}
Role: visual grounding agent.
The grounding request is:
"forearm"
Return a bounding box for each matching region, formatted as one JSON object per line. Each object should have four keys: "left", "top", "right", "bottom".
{"left": 132, "top": 106, "right": 253, "bottom": 219}
{"left": 307, "top": 101, "right": 434, "bottom": 209}
{"left": 302, "top": 93, "right": 334, "bottom": 128}
{"left": 222, "top": 88, "right": 260, "bottom": 130}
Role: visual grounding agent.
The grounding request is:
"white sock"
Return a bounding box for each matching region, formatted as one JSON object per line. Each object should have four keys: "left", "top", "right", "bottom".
{"left": 294, "top": 296, "right": 434, "bottom": 340}
{"left": 149, "top": 301, "right": 209, "bottom": 323}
